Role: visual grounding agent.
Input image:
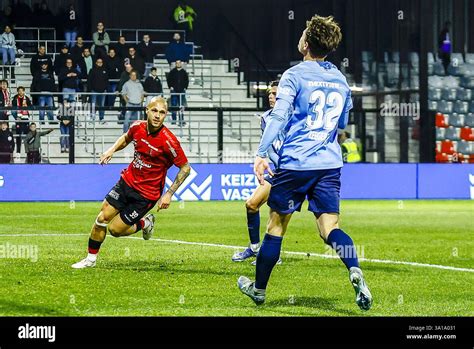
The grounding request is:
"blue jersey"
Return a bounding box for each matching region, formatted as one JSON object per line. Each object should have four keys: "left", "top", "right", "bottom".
{"left": 260, "top": 109, "right": 286, "bottom": 168}
{"left": 257, "top": 60, "right": 352, "bottom": 170}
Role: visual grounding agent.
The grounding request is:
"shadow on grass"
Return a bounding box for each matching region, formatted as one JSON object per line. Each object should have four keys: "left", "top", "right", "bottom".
{"left": 0, "top": 299, "right": 70, "bottom": 316}
{"left": 264, "top": 296, "right": 360, "bottom": 316}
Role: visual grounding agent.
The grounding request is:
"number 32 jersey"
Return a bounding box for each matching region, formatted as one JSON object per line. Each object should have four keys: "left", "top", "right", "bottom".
{"left": 276, "top": 60, "right": 353, "bottom": 170}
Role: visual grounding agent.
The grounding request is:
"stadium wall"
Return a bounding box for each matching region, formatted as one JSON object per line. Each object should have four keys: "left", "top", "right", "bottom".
{"left": 0, "top": 164, "right": 473, "bottom": 201}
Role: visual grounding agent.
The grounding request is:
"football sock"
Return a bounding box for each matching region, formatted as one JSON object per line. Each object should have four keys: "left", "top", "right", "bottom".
{"left": 255, "top": 234, "right": 283, "bottom": 290}
{"left": 247, "top": 210, "right": 260, "bottom": 245}
{"left": 87, "top": 238, "right": 102, "bottom": 261}
{"left": 135, "top": 218, "right": 149, "bottom": 233}
{"left": 326, "top": 228, "right": 360, "bottom": 270}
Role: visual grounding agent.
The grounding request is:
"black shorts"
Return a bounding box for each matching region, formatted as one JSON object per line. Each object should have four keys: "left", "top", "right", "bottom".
{"left": 105, "top": 178, "right": 157, "bottom": 225}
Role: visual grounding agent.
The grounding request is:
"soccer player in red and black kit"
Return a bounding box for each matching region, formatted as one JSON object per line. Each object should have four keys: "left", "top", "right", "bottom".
{"left": 72, "top": 97, "right": 191, "bottom": 269}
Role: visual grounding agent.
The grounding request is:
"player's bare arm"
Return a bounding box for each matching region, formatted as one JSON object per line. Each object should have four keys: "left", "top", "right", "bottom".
{"left": 157, "top": 162, "right": 191, "bottom": 210}
{"left": 99, "top": 133, "right": 132, "bottom": 165}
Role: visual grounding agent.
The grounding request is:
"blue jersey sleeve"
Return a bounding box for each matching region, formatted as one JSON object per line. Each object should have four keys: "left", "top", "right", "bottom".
{"left": 338, "top": 91, "right": 353, "bottom": 129}
{"left": 276, "top": 70, "right": 298, "bottom": 105}
{"left": 256, "top": 98, "right": 292, "bottom": 157}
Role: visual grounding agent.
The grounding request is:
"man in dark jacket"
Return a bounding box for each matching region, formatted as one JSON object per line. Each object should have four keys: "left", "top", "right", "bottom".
{"left": 59, "top": 58, "right": 79, "bottom": 102}
{"left": 87, "top": 58, "right": 109, "bottom": 123}
{"left": 54, "top": 45, "right": 72, "bottom": 103}
{"left": 167, "top": 60, "right": 189, "bottom": 126}
{"left": 31, "top": 62, "right": 56, "bottom": 124}
{"left": 30, "top": 45, "right": 53, "bottom": 77}
{"left": 70, "top": 36, "right": 87, "bottom": 65}
{"left": 144, "top": 67, "right": 163, "bottom": 104}
{"left": 0, "top": 121, "right": 14, "bottom": 163}
{"left": 126, "top": 46, "right": 145, "bottom": 77}
{"left": 138, "top": 34, "right": 157, "bottom": 77}
{"left": 165, "top": 33, "right": 191, "bottom": 68}
{"left": 105, "top": 47, "right": 122, "bottom": 107}
{"left": 116, "top": 63, "right": 133, "bottom": 124}
{"left": 112, "top": 36, "right": 129, "bottom": 61}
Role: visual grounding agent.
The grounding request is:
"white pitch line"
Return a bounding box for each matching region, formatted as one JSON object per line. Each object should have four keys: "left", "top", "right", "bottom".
{"left": 1, "top": 233, "right": 473, "bottom": 273}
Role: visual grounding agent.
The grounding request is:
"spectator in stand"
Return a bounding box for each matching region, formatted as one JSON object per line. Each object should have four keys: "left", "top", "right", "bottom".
{"left": 10, "top": 0, "right": 33, "bottom": 52}
{"left": 113, "top": 35, "right": 129, "bottom": 61}
{"left": 167, "top": 60, "right": 189, "bottom": 126}
{"left": 63, "top": 4, "right": 79, "bottom": 48}
{"left": 57, "top": 100, "right": 72, "bottom": 153}
{"left": 165, "top": 32, "right": 191, "bottom": 69}
{"left": 24, "top": 122, "right": 53, "bottom": 164}
{"left": 0, "top": 80, "right": 11, "bottom": 121}
{"left": 91, "top": 21, "right": 110, "bottom": 59}
{"left": 117, "top": 63, "right": 133, "bottom": 124}
{"left": 31, "top": 62, "right": 56, "bottom": 124}
{"left": 77, "top": 47, "right": 93, "bottom": 101}
{"left": 54, "top": 45, "right": 72, "bottom": 104}
{"left": 11, "top": 86, "right": 31, "bottom": 154}
{"left": 54, "top": 45, "right": 72, "bottom": 76}
{"left": 105, "top": 47, "right": 122, "bottom": 107}
{"left": 35, "top": 1, "right": 54, "bottom": 28}
{"left": 77, "top": 47, "right": 93, "bottom": 79}
{"left": 0, "top": 6, "right": 12, "bottom": 33}
{"left": 30, "top": 45, "right": 53, "bottom": 77}
{"left": 70, "top": 36, "right": 87, "bottom": 64}
{"left": 0, "top": 121, "right": 14, "bottom": 163}
{"left": 138, "top": 34, "right": 157, "bottom": 77}
{"left": 1, "top": 25, "right": 16, "bottom": 65}
{"left": 59, "top": 58, "right": 79, "bottom": 103}
{"left": 88, "top": 57, "right": 109, "bottom": 123}
{"left": 144, "top": 67, "right": 163, "bottom": 104}
{"left": 121, "top": 70, "right": 144, "bottom": 132}
{"left": 438, "top": 21, "right": 452, "bottom": 75}
{"left": 1, "top": 25, "right": 16, "bottom": 81}
{"left": 126, "top": 46, "right": 145, "bottom": 77}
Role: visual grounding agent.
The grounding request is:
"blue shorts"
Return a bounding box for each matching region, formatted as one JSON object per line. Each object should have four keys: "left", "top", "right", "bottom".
{"left": 264, "top": 174, "right": 274, "bottom": 186}
{"left": 267, "top": 168, "right": 341, "bottom": 215}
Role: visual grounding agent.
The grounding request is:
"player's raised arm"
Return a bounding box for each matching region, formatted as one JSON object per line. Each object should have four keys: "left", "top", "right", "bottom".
{"left": 99, "top": 132, "right": 132, "bottom": 165}
{"left": 157, "top": 162, "right": 191, "bottom": 210}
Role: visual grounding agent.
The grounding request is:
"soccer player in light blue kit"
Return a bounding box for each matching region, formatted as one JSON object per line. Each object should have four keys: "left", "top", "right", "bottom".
{"left": 237, "top": 15, "right": 373, "bottom": 310}
{"left": 232, "top": 81, "right": 286, "bottom": 264}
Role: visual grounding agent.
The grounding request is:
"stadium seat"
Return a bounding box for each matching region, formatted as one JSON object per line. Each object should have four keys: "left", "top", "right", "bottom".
{"left": 362, "top": 51, "right": 373, "bottom": 62}
{"left": 437, "top": 100, "right": 453, "bottom": 114}
{"left": 466, "top": 53, "right": 474, "bottom": 64}
{"left": 441, "top": 88, "right": 457, "bottom": 100}
{"left": 428, "top": 52, "right": 435, "bottom": 64}
{"left": 428, "top": 88, "right": 442, "bottom": 100}
{"left": 465, "top": 113, "right": 474, "bottom": 127}
{"left": 444, "top": 127, "right": 460, "bottom": 141}
{"left": 433, "top": 62, "right": 445, "bottom": 75}
{"left": 435, "top": 113, "right": 448, "bottom": 127}
{"left": 470, "top": 101, "right": 474, "bottom": 113}
{"left": 392, "top": 52, "right": 400, "bottom": 63}
{"left": 461, "top": 76, "right": 474, "bottom": 89}
{"left": 428, "top": 75, "right": 443, "bottom": 88}
{"left": 410, "top": 52, "right": 419, "bottom": 67}
{"left": 435, "top": 152, "right": 450, "bottom": 163}
{"left": 457, "top": 140, "right": 473, "bottom": 154}
{"left": 436, "top": 127, "right": 445, "bottom": 140}
{"left": 460, "top": 127, "right": 474, "bottom": 141}
{"left": 454, "top": 101, "right": 469, "bottom": 114}
{"left": 428, "top": 100, "right": 438, "bottom": 111}
{"left": 448, "top": 113, "right": 464, "bottom": 127}
{"left": 447, "top": 64, "right": 463, "bottom": 76}
{"left": 451, "top": 53, "right": 464, "bottom": 64}
{"left": 457, "top": 88, "right": 472, "bottom": 101}
{"left": 440, "top": 140, "right": 455, "bottom": 154}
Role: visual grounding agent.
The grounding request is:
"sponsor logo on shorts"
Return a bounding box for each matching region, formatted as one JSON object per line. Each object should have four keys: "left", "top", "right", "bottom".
{"left": 108, "top": 189, "right": 120, "bottom": 200}
{"left": 129, "top": 210, "right": 139, "bottom": 220}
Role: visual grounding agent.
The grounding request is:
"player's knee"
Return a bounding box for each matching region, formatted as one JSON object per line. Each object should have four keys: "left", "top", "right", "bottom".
{"left": 95, "top": 213, "right": 109, "bottom": 228}
{"left": 108, "top": 226, "right": 121, "bottom": 237}
{"left": 245, "top": 199, "right": 260, "bottom": 213}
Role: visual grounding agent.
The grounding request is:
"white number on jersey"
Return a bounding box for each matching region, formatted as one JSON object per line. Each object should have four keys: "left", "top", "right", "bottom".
{"left": 306, "top": 90, "right": 344, "bottom": 131}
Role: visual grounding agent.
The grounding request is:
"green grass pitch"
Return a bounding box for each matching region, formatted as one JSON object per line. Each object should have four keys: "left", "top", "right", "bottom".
{"left": 0, "top": 200, "right": 472, "bottom": 316}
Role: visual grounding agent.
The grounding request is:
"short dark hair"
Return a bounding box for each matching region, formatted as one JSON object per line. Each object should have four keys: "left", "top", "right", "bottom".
{"left": 30, "top": 122, "right": 36, "bottom": 127}
{"left": 269, "top": 80, "right": 279, "bottom": 88}
{"left": 305, "top": 15, "right": 342, "bottom": 58}
{"left": 1, "top": 79, "right": 8, "bottom": 86}
{"left": 17, "top": 86, "right": 25, "bottom": 92}
{"left": 151, "top": 67, "right": 157, "bottom": 72}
